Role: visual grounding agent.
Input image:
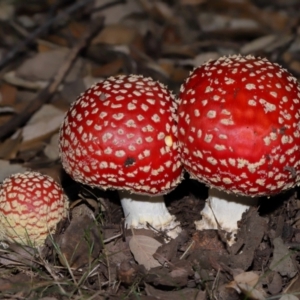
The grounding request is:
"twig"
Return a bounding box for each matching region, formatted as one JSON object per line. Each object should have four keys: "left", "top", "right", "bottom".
{"left": 0, "top": 0, "right": 124, "bottom": 70}
{"left": 179, "top": 240, "right": 194, "bottom": 260}
{"left": 0, "top": 19, "right": 104, "bottom": 141}
{"left": 0, "top": 0, "right": 93, "bottom": 70}
{"left": 103, "top": 233, "right": 122, "bottom": 244}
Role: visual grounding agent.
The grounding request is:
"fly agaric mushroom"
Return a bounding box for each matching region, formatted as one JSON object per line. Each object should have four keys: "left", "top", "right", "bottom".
{"left": 0, "top": 171, "right": 68, "bottom": 246}
{"left": 178, "top": 54, "right": 300, "bottom": 244}
{"left": 59, "top": 74, "right": 182, "bottom": 238}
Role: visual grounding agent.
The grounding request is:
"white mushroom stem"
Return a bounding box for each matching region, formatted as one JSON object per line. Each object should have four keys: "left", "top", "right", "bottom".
{"left": 119, "top": 190, "right": 181, "bottom": 239}
{"left": 195, "top": 188, "right": 258, "bottom": 245}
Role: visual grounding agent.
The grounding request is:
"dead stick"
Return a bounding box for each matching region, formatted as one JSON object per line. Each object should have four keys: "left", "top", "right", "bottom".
{"left": 0, "top": 19, "right": 104, "bottom": 140}
{"left": 0, "top": 0, "right": 123, "bottom": 70}
{"left": 0, "top": 0, "right": 94, "bottom": 70}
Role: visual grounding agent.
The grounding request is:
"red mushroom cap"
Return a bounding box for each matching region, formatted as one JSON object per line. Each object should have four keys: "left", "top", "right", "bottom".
{"left": 178, "top": 55, "right": 300, "bottom": 196}
{"left": 0, "top": 172, "right": 68, "bottom": 246}
{"left": 59, "top": 75, "right": 182, "bottom": 195}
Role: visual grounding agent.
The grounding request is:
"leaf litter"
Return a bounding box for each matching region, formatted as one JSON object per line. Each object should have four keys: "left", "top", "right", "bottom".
{"left": 0, "top": 0, "right": 300, "bottom": 299}
{"left": 129, "top": 234, "right": 162, "bottom": 270}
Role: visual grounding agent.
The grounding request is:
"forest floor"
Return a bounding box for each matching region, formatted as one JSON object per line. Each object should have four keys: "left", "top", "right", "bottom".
{"left": 1, "top": 0, "right": 300, "bottom": 299}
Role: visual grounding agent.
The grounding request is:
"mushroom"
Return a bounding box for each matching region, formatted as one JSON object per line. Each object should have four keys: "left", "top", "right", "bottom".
{"left": 0, "top": 171, "right": 68, "bottom": 246}
{"left": 178, "top": 54, "right": 300, "bottom": 244}
{"left": 59, "top": 74, "right": 183, "bottom": 238}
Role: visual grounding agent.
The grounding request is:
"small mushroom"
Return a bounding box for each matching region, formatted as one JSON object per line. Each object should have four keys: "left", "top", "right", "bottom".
{"left": 59, "top": 75, "right": 183, "bottom": 238}
{"left": 178, "top": 54, "right": 300, "bottom": 244}
{"left": 0, "top": 172, "right": 69, "bottom": 246}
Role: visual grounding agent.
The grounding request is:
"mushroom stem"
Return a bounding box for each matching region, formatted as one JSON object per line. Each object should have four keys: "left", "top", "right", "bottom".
{"left": 195, "top": 188, "right": 258, "bottom": 245}
{"left": 119, "top": 190, "right": 181, "bottom": 238}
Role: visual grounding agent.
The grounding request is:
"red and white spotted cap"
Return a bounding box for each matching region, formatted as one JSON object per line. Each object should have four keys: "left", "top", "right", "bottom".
{"left": 0, "top": 172, "right": 68, "bottom": 246}
{"left": 59, "top": 74, "right": 182, "bottom": 195}
{"left": 178, "top": 54, "right": 300, "bottom": 196}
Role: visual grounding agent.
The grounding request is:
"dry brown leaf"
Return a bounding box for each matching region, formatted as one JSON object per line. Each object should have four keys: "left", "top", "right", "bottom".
{"left": 170, "top": 67, "right": 190, "bottom": 84}
{"left": 270, "top": 237, "right": 297, "bottom": 278}
{"left": 21, "top": 104, "right": 65, "bottom": 144}
{"left": 91, "top": 58, "right": 124, "bottom": 78}
{"left": 18, "top": 140, "right": 45, "bottom": 155}
{"left": 240, "top": 35, "right": 277, "bottom": 55}
{"left": 205, "top": 0, "right": 289, "bottom": 32}
{"left": 152, "top": 1, "right": 174, "bottom": 21}
{"left": 43, "top": 133, "right": 59, "bottom": 160}
{"left": 234, "top": 271, "right": 260, "bottom": 287}
{"left": 129, "top": 235, "right": 162, "bottom": 270}
{"left": 288, "top": 60, "right": 300, "bottom": 75}
{"left": 37, "top": 43, "right": 56, "bottom": 53}
{"left": 0, "top": 83, "right": 17, "bottom": 106}
{"left": 267, "top": 271, "right": 282, "bottom": 295}
{"left": 158, "top": 60, "right": 175, "bottom": 77}
{"left": 0, "top": 272, "right": 39, "bottom": 293}
{"left": 283, "top": 274, "right": 300, "bottom": 296}
{"left": 236, "top": 283, "right": 266, "bottom": 300}
{"left": 0, "top": 243, "right": 37, "bottom": 267}
{"left": 105, "top": 238, "right": 131, "bottom": 269}
{"left": 93, "top": 0, "right": 143, "bottom": 24}
{"left": 279, "top": 295, "right": 299, "bottom": 300}
{"left": 0, "top": 2, "right": 14, "bottom": 21}
{"left": 0, "top": 131, "right": 22, "bottom": 159}
{"left": 264, "top": 35, "right": 294, "bottom": 54}
{"left": 15, "top": 48, "right": 84, "bottom": 82}
{"left": 3, "top": 71, "right": 48, "bottom": 90}
{"left": 67, "top": 21, "right": 87, "bottom": 40}
{"left": 0, "top": 159, "right": 27, "bottom": 182}
{"left": 82, "top": 76, "right": 103, "bottom": 91}
{"left": 37, "top": 39, "right": 61, "bottom": 53}
{"left": 162, "top": 44, "right": 197, "bottom": 58}
{"left": 144, "top": 61, "right": 169, "bottom": 78}
{"left": 92, "top": 24, "right": 138, "bottom": 46}
{"left": 227, "top": 271, "right": 266, "bottom": 300}
{"left": 198, "top": 13, "right": 260, "bottom": 35}
{"left": 57, "top": 214, "right": 102, "bottom": 268}
{"left": 46, "top": 34, "right": 70, "bottom": 47}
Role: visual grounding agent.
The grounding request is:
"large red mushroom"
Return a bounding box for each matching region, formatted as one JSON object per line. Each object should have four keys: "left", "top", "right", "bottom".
{"left": 59, "top": 74, "right": 183, "bottom": 238}
{"left": 178, "top": 54, "right": 300, "bottom": 244}
{"left": 0, "top": 172, "right": 68, "bottom": 246}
